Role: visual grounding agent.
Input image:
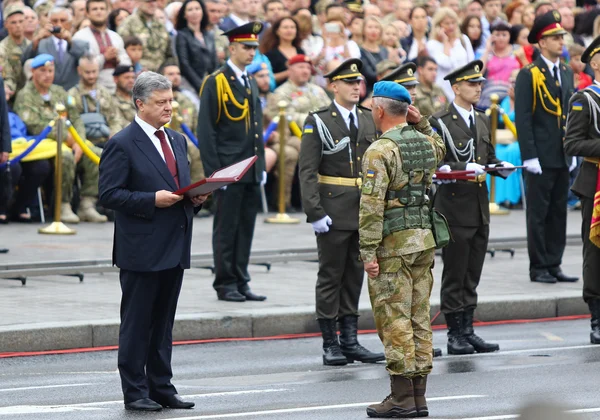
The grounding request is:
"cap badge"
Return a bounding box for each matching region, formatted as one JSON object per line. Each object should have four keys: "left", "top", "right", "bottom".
{"left": 350, "top": 63, "right": 358, "bottom": 72}
{"left": 253, "top": 22, "right": 262, "bottom": 33}
{"left": 553, "top": 10, "right": 560, "bottom": 21}
{"left": 407, "top": 68, "right": 413, "bottom": 76}
{"left": 474, "top": 64, "right": 480, "bottom": 72}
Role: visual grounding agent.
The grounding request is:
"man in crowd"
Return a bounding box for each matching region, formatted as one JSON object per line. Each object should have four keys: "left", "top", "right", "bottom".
{"left": 299, "top": 58, "right": 384, "bottom": 366}
{"left": 14, "top": 53, "right": 106, "bottom": 224}
{"left": 113, "top": 64, "right": 136, "bottom": 124}
{"left": 515, "top": 11, "right": 578, "bottom": 284}
{"left": 205, "top": 0, "right": 228, "bottom": 64}
{"left": 0, "top": 3, "right": 30, "bottom": 101}
{"left": 264, "top": 0, "right": 285, "bottom": 27}
{"left": 415, "top": 56, "right": 448, "bottom": 117}
{"left": 219, "top": 0, "right": 250, "bottom": 32}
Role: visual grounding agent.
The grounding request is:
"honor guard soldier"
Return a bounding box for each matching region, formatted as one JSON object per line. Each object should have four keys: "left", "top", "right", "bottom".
{"left": 198, "top": 22, "right": 267, "bottom": 303}
{"left": 359, "top": 82, "right": 446, "bottom": 418}
{"left": 429, "top": 60, "right": 515, "bottom": 355}
{"left": 515, "top": 10, "right": 579, "bottom": 284}
{"left": 564, "top": 36, "right": 600, "bottom": 344}
{"left": 298, "top": 58, "right": 385, "bottom": 366}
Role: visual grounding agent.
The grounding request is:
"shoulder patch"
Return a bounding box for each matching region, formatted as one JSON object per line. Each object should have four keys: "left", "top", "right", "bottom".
{"left": 571, "top": 102, "right": 583, "bottom": 111}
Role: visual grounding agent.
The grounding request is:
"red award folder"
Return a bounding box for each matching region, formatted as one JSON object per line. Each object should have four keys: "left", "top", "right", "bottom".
{"left": 174, "top": 155, "right": 258, "bottom": 197}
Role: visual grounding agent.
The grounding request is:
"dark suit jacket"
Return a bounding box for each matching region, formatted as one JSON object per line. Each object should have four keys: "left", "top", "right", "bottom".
{"left": 299, "top": 103, "right": 376, "bottom": 231}
{"left": 430, "top": 103, "right": 503, "bottom": 227}
{"left": 98, "top": 121, "right": 196, "bottom": 272}
{"left": 198, "top": 63, "right": 266, "bottom": 184}
{"left": 175, "top": 27, "right": 217, "bottom": 93}
{"left": 219, "top": 16, "right": 239, "bottom": 32}
{"left": 0, "top": 78, "right": 10, "bottom": 153}
{"left": 515, "top": 56, "right": 574, "bottom": 169}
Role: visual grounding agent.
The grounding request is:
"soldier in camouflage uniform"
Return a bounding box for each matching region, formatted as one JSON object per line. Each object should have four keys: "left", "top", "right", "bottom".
{"left": 415, "top": 56, "right": 448, "bottom": 117}
{"left": 117, "top": 0, "right": 174, "bottom": 72}
{"left": 113, "top": 65, "right": 136, "bottom": 124}
{"left": 0, "top": 4, "right": 30, "bottom": 101}
{"left": 359, "top": 81, "right": 446, "bottom": 419}
{"left": 265, "top": 54, "right": 331, "bottom": 208}
{"left": 13, "top": 54, "right": 106, "bottom": 224}
{"left": 68, "top": 55, "right": 125, "bottom": 147}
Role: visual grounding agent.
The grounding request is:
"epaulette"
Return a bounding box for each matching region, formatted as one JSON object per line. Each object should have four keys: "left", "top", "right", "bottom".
{"left": 433, "top": 108, "right": 451, "bottom": 119}
{"left": 357, "top": 104, "right": 372, "bottom": 113}
{"left": 524, "top": 63, "right": 535, "bottom": 70}
{"left": 310, "top": 105, "right": 329, "bottom": 114}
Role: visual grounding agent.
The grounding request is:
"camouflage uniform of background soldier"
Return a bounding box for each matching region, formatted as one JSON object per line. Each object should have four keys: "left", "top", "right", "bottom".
{"left": 0, "top": 4, "right": 31, "bottom": 100}
{"left": 359, "top": 81, "right": 445, "bottom": 419}
{"left": 170, "top": 89, "right": 205, "bottom": 182}
{"left": 13, "top": 55, "right": 105, "bottom": 224}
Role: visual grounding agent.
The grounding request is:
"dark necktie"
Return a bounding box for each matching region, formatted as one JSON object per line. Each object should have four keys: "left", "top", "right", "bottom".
{"left": 241, "top": 74, "right": 249, "bottom": 89}
{"left": 553, "top": 65, "right": 562, "bottom": 98}
{"left": 469, "top": 114, "right": 477, "bottom": 140}
{"left": 349, "top": 112, "right": 358, "bottom": 141}
{"left": 155, "top": 130, "right": 179, "bottom": 188}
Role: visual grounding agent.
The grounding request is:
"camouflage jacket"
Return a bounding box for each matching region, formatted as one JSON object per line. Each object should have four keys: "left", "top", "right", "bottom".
{"left": 115, "top": 93, "right": 136, "bottom": 125}
{"left": 265, "top": 80, "right": 331, "bottom": 129}
{"left": 170, "top": 89, "right": 198, "bottom": 133}
{"left": 415, "top": 83, "right": 448, "bottom": 117}
{"left": 14, "top": 82, "right": 86, "bottom": 141}
{"left": 68, "top": 83, "right": 126, "bottom": 141}
{"left": 0, "top": 36, "right": 30, "bottom": 94}
{"left": 359, "top": 122, "right": 446, "bottom": 262}
{"left": 117, "top": 10, "right": 174, "bottom": 72}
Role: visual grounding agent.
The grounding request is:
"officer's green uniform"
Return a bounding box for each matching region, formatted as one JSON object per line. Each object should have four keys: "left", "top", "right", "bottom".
{"left": 564, "top": 37, "right": 600, "bottom": 344}
{"left": 198, "top": 22, "right": 266, "bottom": 300}
{"left": 13, "top": 81, "right": 101, "bottom": 203}
{"left": 359, "top": 81, "right": 445, "bottom": 419}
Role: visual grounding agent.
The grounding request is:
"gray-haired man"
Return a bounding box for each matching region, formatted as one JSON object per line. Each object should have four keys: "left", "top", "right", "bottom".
{"left": 99, "top": 71, "right": 209, "bottom": 412}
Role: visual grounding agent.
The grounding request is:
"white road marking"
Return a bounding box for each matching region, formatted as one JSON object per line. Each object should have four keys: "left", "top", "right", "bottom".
{"left": 436, "top": 344, "right": 598, "bottom": 360}
{"left": 166, "top": 395, "right": 486, "bottom": 419}
{"left": 424, "top": 407, "right": 600, "bottom": 420}
{"left": 0, "top": 383, "right": 95, "bottom": 392}
{"left": 0, "top": 406, "right": 102, "bottom": 414}
{"left": 540, "top": 332, "right": 564, "bottom": 342}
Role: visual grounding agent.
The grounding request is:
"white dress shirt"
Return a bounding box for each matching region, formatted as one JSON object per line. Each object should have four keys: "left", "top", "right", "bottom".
{"left": 229, "top": 13, "right": 249, "bottom": 27}
{"left": 540, "top": 53, "right": 561, "bottom": 85}
{"left": 135, "top": 115, "right": 174, "bottom": 162}
{"left": 227, "top": 58, "right": 248, "bottom": 87}
{"left": 453, "top": 102, "right": 476, "bottom": 131}
{"left": 333, "top": 100, "right": 358, "bottom": 130}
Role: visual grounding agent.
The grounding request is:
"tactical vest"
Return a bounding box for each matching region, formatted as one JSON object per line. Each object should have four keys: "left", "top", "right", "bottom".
{"left": 382, "top": 125, "right": 436, "bottom": 238}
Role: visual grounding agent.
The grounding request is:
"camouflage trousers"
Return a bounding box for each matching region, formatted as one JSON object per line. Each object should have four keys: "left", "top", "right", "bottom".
{"left": 270, "top": 136, "right": 300, "bottom": 207}
{"left": 61, "top": 145, "right": 102, "bottom": 202}
{"left": 186, "top": 138, "right": 205, "bottom": 181}
{"left": 369, "top": 247, "right": 435, "bottom": 378}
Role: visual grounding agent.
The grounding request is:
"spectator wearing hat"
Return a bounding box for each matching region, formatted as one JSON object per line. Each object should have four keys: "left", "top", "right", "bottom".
{"left": 265, "top": 54, "right": 330, "bottom": 210}
{"left": 298, "top": 58, "right": 383, "bottom": 367}
{"left": 515, "top": 10, "right": 579, "bottom": 285}
{"left": 113, "top": 64, "right": 136, "bottom": 123}
{"left": 14, "top": 53, "right": 106, "bottom": 224}
{"left": 0, "top": 3, "right": 29, "bottom": 101}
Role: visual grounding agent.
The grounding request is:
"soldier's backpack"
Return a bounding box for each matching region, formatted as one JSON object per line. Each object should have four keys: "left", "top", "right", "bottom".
{"left": 80, "top": 95, "right": 110, "bottom": 140}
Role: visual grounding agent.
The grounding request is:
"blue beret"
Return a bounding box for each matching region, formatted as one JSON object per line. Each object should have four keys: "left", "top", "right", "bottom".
{"left": 31, "top": 53, "right": 54, "bottom": 69}
{"left": 372, "top": 81, "right": 412, "bottom": 105}
{"left": 246, "top": 61, "right": 268, "bottom": 75}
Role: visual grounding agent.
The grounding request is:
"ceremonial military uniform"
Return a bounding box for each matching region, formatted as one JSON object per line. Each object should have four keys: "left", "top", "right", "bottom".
{"left": 198, "top": 23, "right": 266, "bottom": 302}
{"left": 265, "top": 56, "right": 331, "bottom": 207}
{"left": 564, "top": 37, "right": 600, "bottom": 344}
{"left": 515, "top": 11, "right": 578, "bottom": 284}
{"left": 68, "top": 83, "right": 125, "bottom": 146}
{"left": 415, "top": 84, "right": 448, "bottom": 117}
{"left": 360, "top": 81, "right": 445, "bottom": 419}
{"left": 429, "top": 61, "right": 507, "bottom": 355}
{"left": 117, "top": 9, "right": 174, "bottom": 72}
{"left": 299, "top": 58, "right": 384, "bottom": 366}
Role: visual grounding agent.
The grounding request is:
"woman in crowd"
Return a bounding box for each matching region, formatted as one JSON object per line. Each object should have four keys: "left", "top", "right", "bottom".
{"left": 511, "top": 24, "right": 533, "bottom": 67}
{"left": 349, "top": 16, "right": 364, "bottom": 45}
{"left": 108, "top": 8, "right": 130, "bottom": 32}
{"left": 314, "top": 19, "right": 360, "bottom": 87}
{"left": 294, "top": 8, "right": 323, "bottom": 62}
{"left": 401, "top": 5, "right": 429, "bottom": 63}
{"left": 261, "top": 17, "right": 305, "bottom": 87}
{"left": 382, "top": 24, "right": 406, "bottom": 64}
{"left": 360, "top": 16, "right": 388, "bottom": 92}
{"left": 521, "top": 4, "right": 535, "bottom": 30}
{"left": 504, "top": 1, "right": 523, "bottom": 25}
{"left": 461, "top": 14, "right": 483, "bottom": 58}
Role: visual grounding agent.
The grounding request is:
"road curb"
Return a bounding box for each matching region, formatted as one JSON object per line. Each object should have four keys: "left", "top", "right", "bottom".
{"left": 0, "top": 293, "right": 589, "bottom": 353}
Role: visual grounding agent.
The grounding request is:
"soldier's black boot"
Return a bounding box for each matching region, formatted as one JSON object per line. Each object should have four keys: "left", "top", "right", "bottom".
{"left": 338, "top": 315, "right": 385, "bottom": 363}
{"left": 412, "top": 376, "right": 428, "bottom": 417}
{"left": 588, "top": 300, "right": 600, "bottom": 344}
{"left": 317, "top": 319, "right": 348, "bottom": 366}
{"left": 367, "top": 375, "right": 418, "bottom": 418}
{"left": 445, "top": 312, "right": 474, "bottom": 355}
{"left": 463, "top": 309, "right": 499, "bottom": 353}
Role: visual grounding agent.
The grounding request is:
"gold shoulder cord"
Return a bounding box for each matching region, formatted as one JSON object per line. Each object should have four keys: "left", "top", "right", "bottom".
{"left": 214, "top": 73, "right": 250, "bottom": 131}
{"left": 530, "top": 67, "right": 562, "bottom": 123}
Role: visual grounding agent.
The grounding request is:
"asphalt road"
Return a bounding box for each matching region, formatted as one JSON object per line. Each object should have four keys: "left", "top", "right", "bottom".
{"left": 0, "top": 319, "right": 599, "bottom": 420}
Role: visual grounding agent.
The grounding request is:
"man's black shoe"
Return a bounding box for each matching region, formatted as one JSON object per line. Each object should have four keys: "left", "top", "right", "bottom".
{"left": 217, "top": 290, "right": 246, "bottom": 302}
{"left": 549, "top": 269, "right": 579, "bottom": 283}
{"left": 530, "top": 273, "right": 557, "bottom": 284}
{"left": 124, "top": 398, "right": 162, "bottom": 411}
{"left": 241, "top": 289, "right": 267, "bottom": 301}
{"left": 154, "top": 394, "right": 195, "bottom": 409}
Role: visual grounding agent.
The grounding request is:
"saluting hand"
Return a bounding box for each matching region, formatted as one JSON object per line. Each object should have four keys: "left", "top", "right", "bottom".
{"left": 406, "top": 105, "right": 422, "bottom": 124}
{"left": 155, "top": 190, "right": 184, "bottom": 208}
{"left": 364, "top": 260, "right": 379, "bottom": 278}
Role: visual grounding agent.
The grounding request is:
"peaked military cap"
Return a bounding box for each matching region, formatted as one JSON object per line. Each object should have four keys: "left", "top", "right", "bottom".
{"left": 222, "top": 21, "right": 263, "bottom": 46}
{"left": 582, "top": 35, "right": 600, "bottom": 63}
{"left": 372, "top": 81, "right": 412, "bottom": 105}
{"left": 324, "top": 58, "right": 364, "bottom": 82}
{"left": 376, "top": 59, "right": 397, "bottom": 76}
{"left": 113, "top": 65, "right": 135, "bottom": 76}
{"left": 4, "top": 3, "right": 24, "bottom": 18}
{"left": 380, "top": 63, "right": 418, "bottom": 86}
{"left": 528, "top": 10, "right": 567, "bottom": 44}
{"left": 444, "top": 60, "right": 485, "bottom": 85}
{"left": 31, "top": 53, "right": 54, "bottom": 69}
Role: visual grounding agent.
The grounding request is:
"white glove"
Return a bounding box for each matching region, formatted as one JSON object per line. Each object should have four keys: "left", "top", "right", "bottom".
{"left": 311, "top": 215, "right": 332, "bottom": 234}
{"left": 438, "top": 164, "right": 451, "bottom": 172}
{"left": 497, "top": 161, "right": 516, "bottom": 178}
{"left": 523, "top": 158, "right": 542, "bottom": 175}
{"left": 220, "top": 186, "right": 227, "bottom": 191}
{"left": 432, "top": 165, "right": 455, "bottom": 184}
{"left": 569, "top": 156, "right": 578, "bottom": 172}
{"left": 261, "top": 170, "right": 267, "bottom": 186}
{"left": 466, "top": 163, "right": 486, "bottom": 175}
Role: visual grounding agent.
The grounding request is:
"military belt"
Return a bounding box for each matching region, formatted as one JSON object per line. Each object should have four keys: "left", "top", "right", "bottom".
{"left": 318, "top": 174, "right": 362, "bottom": 187}
{"left": 466, "top": 174, "right": 487, "bottom": 183}
{"left": 584, "top": 157, "right": 600, "bottom": 166}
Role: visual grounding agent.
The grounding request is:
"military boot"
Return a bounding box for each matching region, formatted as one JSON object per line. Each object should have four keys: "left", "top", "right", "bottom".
{"left": 338, "top": 315, "right": 385, "bottom": 363}
{"left": 367, "top": 375, "right": 417, "bottom": 418}
{"left": 445, "top": 312, "right": 474, "bottom": 355}
{"left": 412, "top": 376, "right": 428, "bottom": 417}
{"left": 78, "top": 197, "right": 108, "bottom": 223}
{"left": 588, "top": 299, "right": 600, "bottom": 344}
{"left": 317, "top": 319, "right": 347, "bottom": 366}
{"left": 61, "top": 203, "right": 80, "bottom": 224}
{"left": 463, "top": 309, "right": 499, "bottom": 353}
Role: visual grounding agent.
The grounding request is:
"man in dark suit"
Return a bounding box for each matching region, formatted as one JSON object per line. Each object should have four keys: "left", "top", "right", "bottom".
{"left": 564, "top": 36, "right": 600, "bottom": 345}
{"left": 98, "top": 71, "right": 208, "bottom": 412}
{"left": 515, "top": 10, "right": 578, "bottom": 285}
{"left": 299, "top": 58, "right": 384, "bottom": 366}
{"left": 198, "top": 22, "right": 267, "bottom": 303}
{"left": 430, "top": 60, "right": 515, "bottom": 355}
